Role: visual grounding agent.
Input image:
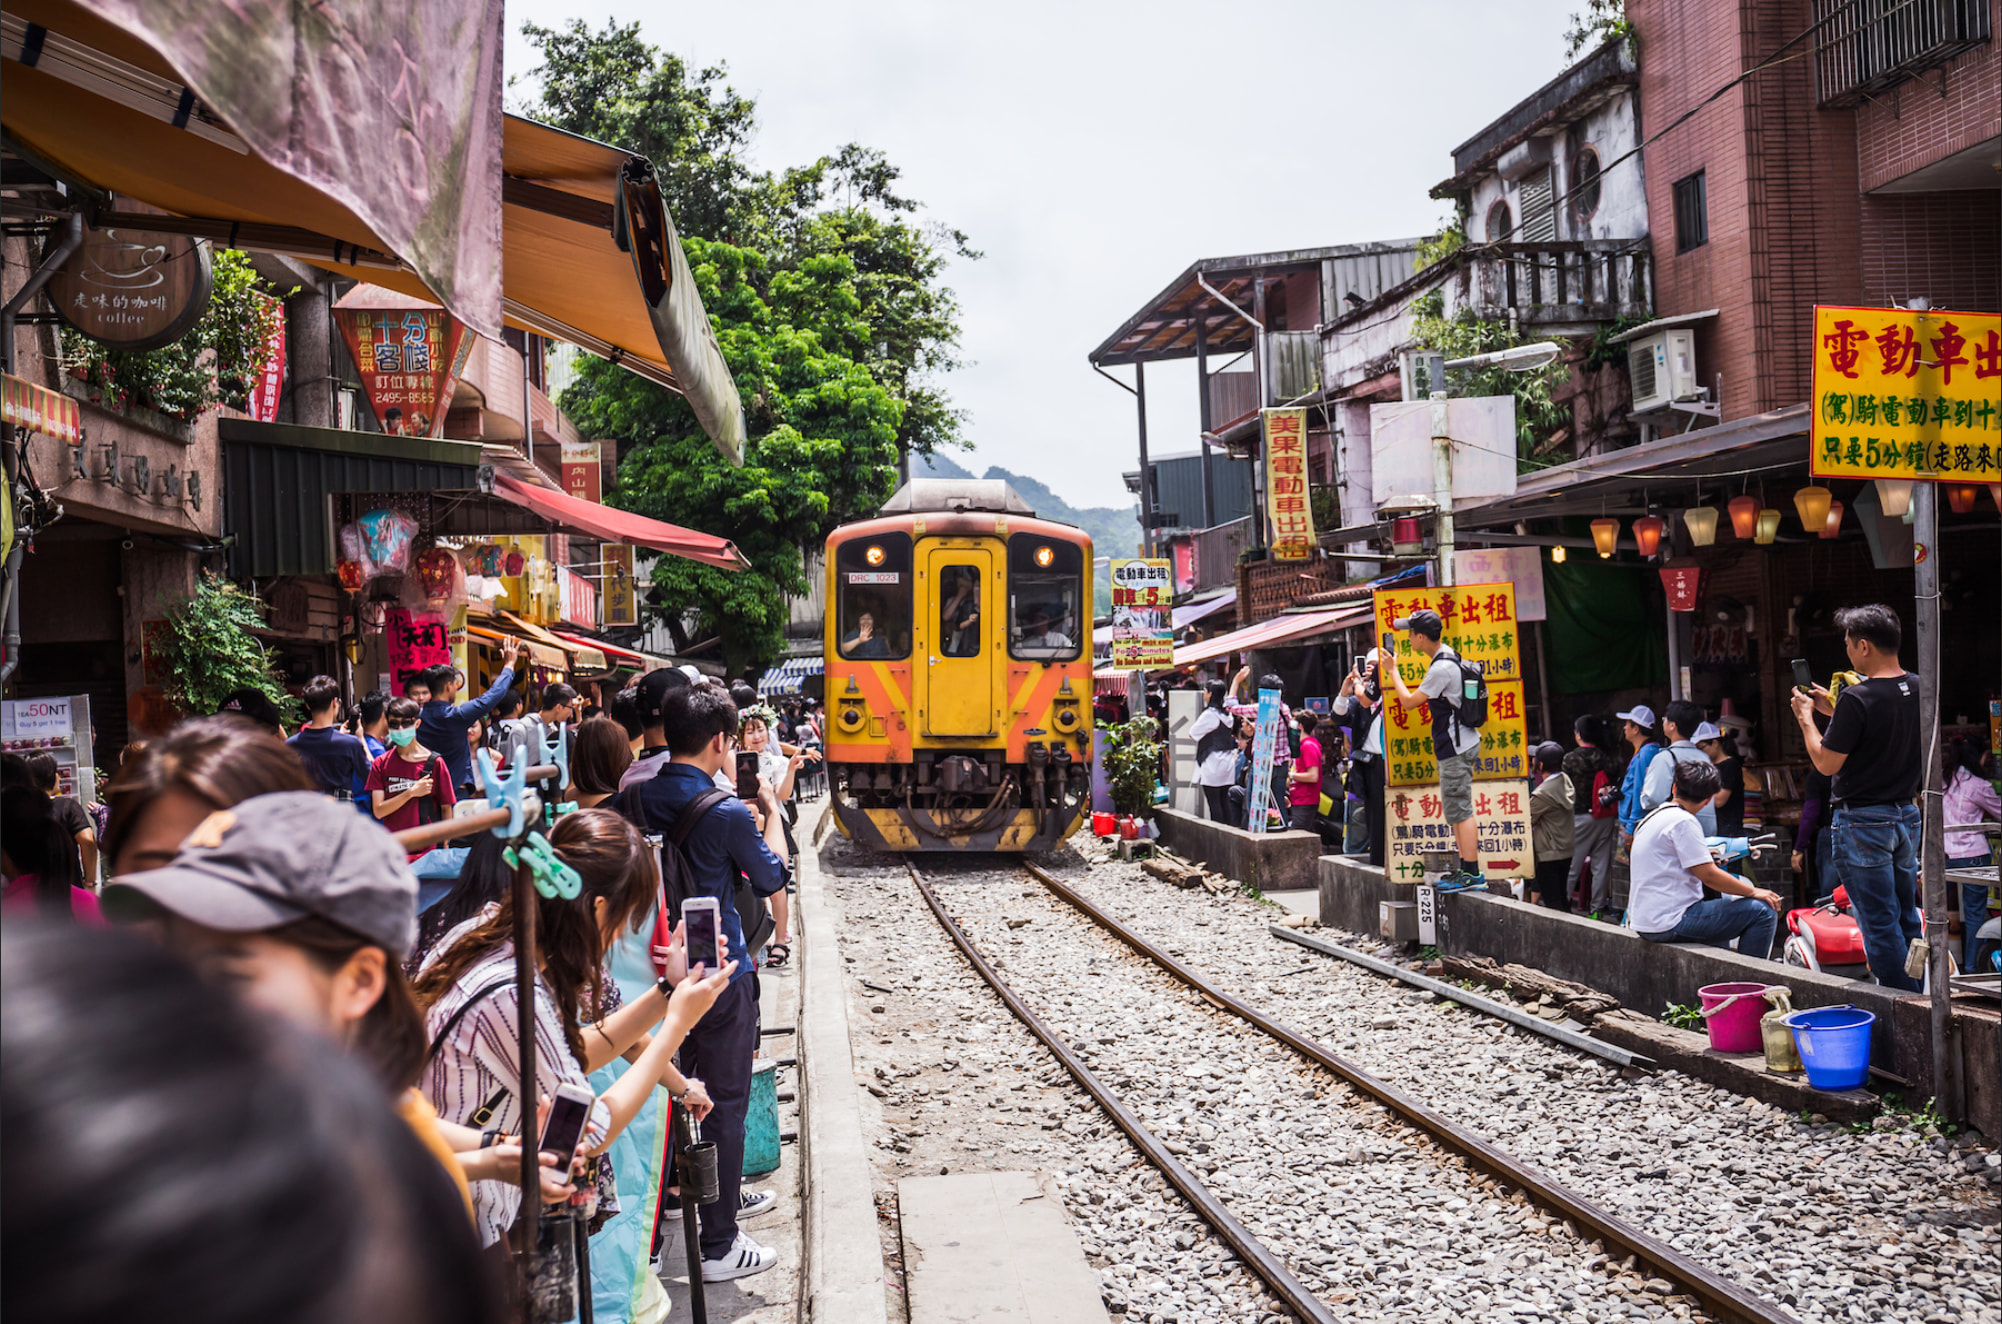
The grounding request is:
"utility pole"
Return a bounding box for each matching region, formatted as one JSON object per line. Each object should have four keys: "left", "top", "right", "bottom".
{"left": 1135, "top": 362, "right": 1153, "bottom": 557}
{"left": 1430, "top": 390, "right": 1455, "bottom": 587}
{"left": 1195, "top": 315, "right": 1216, "bottom": 529}
{"left": 1912, "top": 480, "right": 1957, "bottom": 1119}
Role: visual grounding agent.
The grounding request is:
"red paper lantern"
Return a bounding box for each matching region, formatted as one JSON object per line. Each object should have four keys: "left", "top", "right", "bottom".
{"left": 503, "top": 550, "right": 526, "bottom": 577}
{"left": 1727, "top": 495, "right": 1759, "bottom": 539}
{"left": 1946, "top": 485, "right": 1978, "bottom": 514}
{"left": 1632, "top": 515, "right": 1665, "bottom": 557}
{"left": 336, "top": 559, "right": 364, "bottom": 593}
{"left": 415, "top": 547, "right": 458, "bottom": 599}
{"left": 1660, "top": 566, "right": 1704, "bottom": 612}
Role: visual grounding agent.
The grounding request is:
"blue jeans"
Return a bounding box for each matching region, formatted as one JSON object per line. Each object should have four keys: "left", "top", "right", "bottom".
{"left": 1639, "top": 895, "right": 1778, "bottom": 959}
{"left": 1950, "top": 854, "right": 1994, "bottom": 970}
{"left": 1831, "top": 803, "right": 1922, "bottom": 991}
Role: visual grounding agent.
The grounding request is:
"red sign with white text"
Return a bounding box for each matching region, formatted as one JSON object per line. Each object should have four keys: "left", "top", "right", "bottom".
{"left": 246, "top": 293, "right": 286, "bottom": 423}
{"left": 335, "top": 306, "right": 470, "bottom": 438}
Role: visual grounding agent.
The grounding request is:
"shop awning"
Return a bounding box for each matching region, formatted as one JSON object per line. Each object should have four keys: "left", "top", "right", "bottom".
{"left": 1172, "top": 589, "right": 1237, "bottom": 630}
{"left": 2, "top": 372, "right": 81, "bottom": 442}
{"left": 315, "top": 116, "right": 746, "bottom": 464}
{"left": 551, "top": 630, "right": 645, "bottom": 669}
{"left": 1172, "top": 605, "right": 1372, "bottom": 668}
{"left": 757, "top": 656, "right": 825, "bottom": 696}
{"left": 492, "top": 474, "right": 748, "bottom": 571}
{"left": 497, "top": 610, "right": 607, "bottom": 674}
{"left": 2, "top": 0, "right": 505, "bottom": 336}
{"left": 1, "top": 9, "right": 746, "bottom": 460}
{"left": 467, "top": 624, "right": 568, "bottom": 672}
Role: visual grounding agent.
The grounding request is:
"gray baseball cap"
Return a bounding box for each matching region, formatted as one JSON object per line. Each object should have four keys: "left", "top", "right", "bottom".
{"left": 1392, "top": 608, "right": 1444, "bottom": 639}
{"left": 103, "top": 791, "right": 418, "bottom": 957}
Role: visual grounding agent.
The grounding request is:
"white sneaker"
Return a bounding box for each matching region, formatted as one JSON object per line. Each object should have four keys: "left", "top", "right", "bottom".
{"left": 701, "top": 1231, "right": 779, "bottom": 1282}
{"left": 738, "top": 1188, "right": 777, "bottom": 1219}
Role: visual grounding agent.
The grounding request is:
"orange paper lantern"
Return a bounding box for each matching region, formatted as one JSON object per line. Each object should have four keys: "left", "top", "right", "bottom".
{"left": 1728, "top": 495, "right": 1760, "bottom": 539}
{"left": 1590, "top": 518, "right": 1620, "bottom": 558}
{"left": 1946, "top": 485, "right": 1978, "bottom": 514}
{"left": 1793, "top": 485, "right": 1832, "bottom": 534}
{"left": 1819, "top": 500, "right": 1844, "bottom": 539}
{"left": 1632, "top": 515, "right": 1665, "bottom": 557}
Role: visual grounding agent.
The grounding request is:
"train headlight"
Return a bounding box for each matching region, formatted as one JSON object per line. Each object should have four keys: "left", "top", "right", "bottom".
{"left": 864, "top": 545, "right": 886, "bottom": 567}
{"left": 1033, "top": 545, "right": 1055, "bottom": 568}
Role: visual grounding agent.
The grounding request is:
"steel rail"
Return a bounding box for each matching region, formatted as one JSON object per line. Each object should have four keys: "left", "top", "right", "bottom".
{"left": 1017, "top": 859, "right": 1800, "bottom": 1324}
{"left": 903, "top": 862, "right": 1340, "bottom": 1324}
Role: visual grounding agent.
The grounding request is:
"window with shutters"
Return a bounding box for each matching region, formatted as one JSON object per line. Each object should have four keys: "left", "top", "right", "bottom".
{"left": 1517, "top": 168, "right": 1557, "bottom": 243}
{"left": 1672, "top": 170, "right": 1708, "bottom": 253}
{"left": 1485, "top": 200, "right": 1513, "bottom": 243}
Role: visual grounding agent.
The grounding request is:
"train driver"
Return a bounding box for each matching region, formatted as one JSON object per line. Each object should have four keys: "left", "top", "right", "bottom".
{"left": 1015, "top": 605, "right": 1073, "bottom": 654}
{"left": 843, "top": 610, "right": 893, "bottom": 659}
{"left": 941, "top": 568, "right": 980, "bottom": 656}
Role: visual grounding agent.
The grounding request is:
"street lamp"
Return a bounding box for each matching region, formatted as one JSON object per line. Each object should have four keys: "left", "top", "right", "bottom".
{"left": 1442, "top": 341, "right": 1564, "bottom": 373}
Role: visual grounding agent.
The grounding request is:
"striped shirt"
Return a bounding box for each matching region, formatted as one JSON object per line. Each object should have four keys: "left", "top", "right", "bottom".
{"left": 420, "top": 923, "right": 612, "bottom": 1246}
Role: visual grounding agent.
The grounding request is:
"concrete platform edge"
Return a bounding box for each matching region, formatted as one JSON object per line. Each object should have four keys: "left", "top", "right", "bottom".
{"left": 798, "top": 840, "right": 892, "bottom": 1324}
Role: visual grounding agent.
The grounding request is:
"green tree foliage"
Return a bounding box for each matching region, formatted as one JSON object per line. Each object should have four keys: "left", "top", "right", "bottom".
{"left": 522, "top": 20, "right": 974, "bottom": 673}
{"left": 1100, "top": 716, "right": 1163, "bottom": 821}
{"left": 1564, "top": 0, "right": 1634, "bottom": 61}
{"left": 61, "top": 249, "right": 286, "bottom": 421}
{"left": 154, "top": 574, "right": 294, "bottom": 721}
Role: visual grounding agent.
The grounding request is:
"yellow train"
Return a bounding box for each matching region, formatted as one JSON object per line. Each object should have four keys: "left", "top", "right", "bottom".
{"left": 823, "top": 480, "right": 1094, "bottom": 851}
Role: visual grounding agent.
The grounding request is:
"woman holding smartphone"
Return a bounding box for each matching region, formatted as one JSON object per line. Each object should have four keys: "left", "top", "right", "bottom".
{"left": 738, "top": 705, "right": 807, "bottom": 966}
{"left": 413, "top": 810, "right": 731, "bottom": 1253}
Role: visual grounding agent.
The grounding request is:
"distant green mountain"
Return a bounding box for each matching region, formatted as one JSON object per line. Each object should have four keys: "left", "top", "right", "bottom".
{"left": 913, "top": 453, "right": 1137, "bottom": 613}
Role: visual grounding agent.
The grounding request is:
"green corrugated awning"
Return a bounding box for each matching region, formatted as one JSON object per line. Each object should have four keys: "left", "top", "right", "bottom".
{"left": 220, "top": 418, "right": 483, "bottom": 578}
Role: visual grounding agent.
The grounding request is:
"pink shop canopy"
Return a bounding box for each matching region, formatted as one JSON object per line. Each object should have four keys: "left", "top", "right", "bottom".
{"left": 1171, "top": 605, "right": 1373, "bottom": 668}
{"left": 493, "top": 474, "right": 749, "bottom": 573}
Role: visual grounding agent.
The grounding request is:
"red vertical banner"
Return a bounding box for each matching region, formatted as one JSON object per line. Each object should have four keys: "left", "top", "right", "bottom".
{"left": 334, "top": 302, "right": 469, "bottom": 437}
{"left": 246, "top": 293, "right": 287, "bottom": 423}
{"left": 560, "top": 440, "right": 602, "bottom": 503}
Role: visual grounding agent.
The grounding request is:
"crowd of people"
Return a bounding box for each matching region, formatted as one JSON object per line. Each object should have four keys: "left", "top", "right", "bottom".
{"left": 1, "top": 656, "right": 829, "bottom": 1323}
{"left": 1176, "top": 602, "right": 1996, "bottom": 976}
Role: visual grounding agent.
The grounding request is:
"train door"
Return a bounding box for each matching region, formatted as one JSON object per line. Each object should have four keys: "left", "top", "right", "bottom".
{"left": 921, "top": 545, "right": 994, "bottom": 736}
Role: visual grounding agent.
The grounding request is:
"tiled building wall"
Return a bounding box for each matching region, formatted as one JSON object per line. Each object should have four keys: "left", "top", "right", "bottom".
{"left": 1859, "top": 191, "right": 2002, "bottom": 311}
{"left": 1854, "top": 21, "right": 2000, "bottom": 192}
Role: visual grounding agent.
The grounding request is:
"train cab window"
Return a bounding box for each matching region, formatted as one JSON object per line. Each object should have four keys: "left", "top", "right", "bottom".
{"left": 1007, "top": 535, "right": 1083, "bottom": 662}
{"left": 836, "top": 533, "right": 912, "bottom": 660}
{"left": 938, "top": 564, "right": 982, "bottom": 656}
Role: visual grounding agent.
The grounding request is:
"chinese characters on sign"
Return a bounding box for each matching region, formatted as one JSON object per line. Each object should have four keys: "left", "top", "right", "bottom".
{"left": 334, "top": 306, "right": 472, "bottom": 438}
{"left": 384, "top": 607, "right": 451, "bottom": 696}
{"left": 245, "top": 293, "right": 287, "bottom": 423}
{"left": 1262, "top": 408, "right": 1317, "bottom": 561}
{"left": 1109, "top": 557, "right": 1174, "bottom": 667}
{"left": 48, "top": 226, "right": 213, "bottom": 351}
{"left": 602, "top": 544, "right": 637, "bottom": 626}
{"left": 1383, "top": 679, "right": 1529, "bottom": 786}
{"left": 1811, "top": 305, "right": 2000, "bottom": 483}
{"left": 1246, "top": 688, "right": 1283, "bottom": 834}
{"left": 1386, "top": 780, "right": 1533, "bottom": 881}
{"left": 1372, "top": 583, "right": 1522, "bottom": 687}
{"left": 560, "top": 440, "right": 602, "bottom": 504}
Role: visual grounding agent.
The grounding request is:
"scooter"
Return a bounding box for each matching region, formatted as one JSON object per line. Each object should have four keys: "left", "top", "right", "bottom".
{"left": 1783, "top": 886, "right": 1874, "bottom": 980}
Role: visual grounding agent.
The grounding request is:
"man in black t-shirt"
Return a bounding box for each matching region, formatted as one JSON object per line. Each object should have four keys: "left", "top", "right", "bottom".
{"left": 1791, "top": 604, "right": 1922, "bottom": 990}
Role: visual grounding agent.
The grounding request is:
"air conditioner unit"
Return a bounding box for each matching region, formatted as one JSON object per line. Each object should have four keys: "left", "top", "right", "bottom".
{"left": 1627, "top": 330, "right": 1699, "bottom": 413}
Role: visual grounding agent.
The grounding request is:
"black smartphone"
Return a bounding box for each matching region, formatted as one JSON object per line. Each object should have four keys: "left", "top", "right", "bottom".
{"left": 735, "top": 749, "right": 760, "bottom": 799}
{"left": 1790, "top": 658, "right": 1813, "bottom": 693}
{"left": 539, "top": 1082, "right": 595, "bottom": 1170}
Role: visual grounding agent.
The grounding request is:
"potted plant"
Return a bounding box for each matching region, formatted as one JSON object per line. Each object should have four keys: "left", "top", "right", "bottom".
{"left": 1100, "top": 715, "right": 1163, "bottom": 828}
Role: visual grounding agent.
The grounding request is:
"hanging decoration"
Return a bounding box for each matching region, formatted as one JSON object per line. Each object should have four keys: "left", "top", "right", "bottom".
{"left": 1728, "top": 495, "right": 1760, "bottom": 539}
{"left": 336, "top": 559, "right": 365, "bottom": 594}
{"left": 415, "top": 546, "right": 460, "bottom": 600}
{"left": 1632, "top": 515, "right": 1665, "bottom": 558}
{"left": 1754, "top": 508, "right": 1782, "bottom": 545}
{"left": 1681, "top": 506, "right": 1718, "bottom": 547}
{"left": 1659, "top": 566, "right": 1704, "bottom": 612}
{"left": 1792, "top": 485, "right": 1832, "bottom": 534}
{"left": 1819, "top": 501, "right": 1844, "bottom": 539}
{"left": 1589, "top": 518, "right": 1620, "bottom": 558}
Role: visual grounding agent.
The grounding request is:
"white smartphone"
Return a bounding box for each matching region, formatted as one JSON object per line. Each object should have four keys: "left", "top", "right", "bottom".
{"left": 539, "top": 1081, "right": 596, "bottom": 1169}
{"left": 681, "top": 896, "right": 723, "bottom": 978}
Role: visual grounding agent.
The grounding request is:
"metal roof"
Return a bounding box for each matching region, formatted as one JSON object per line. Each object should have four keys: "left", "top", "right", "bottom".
{"left": 1089, "top": 240, "right": 1428, "bottom": 367}
{"left": 879, "top": 478, "right": 1035, "bottom": 516}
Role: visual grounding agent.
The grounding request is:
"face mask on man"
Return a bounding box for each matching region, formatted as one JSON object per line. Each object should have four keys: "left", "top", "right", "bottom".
{"left": 388, "top": 728, "right": 416, "bottom": 748}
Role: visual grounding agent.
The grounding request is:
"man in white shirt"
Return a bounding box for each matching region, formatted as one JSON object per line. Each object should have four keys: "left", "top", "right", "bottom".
{"left": 1378, "top": 609, "right": 1483, "bottom": 891}
{"left": 1630, "top": 758, "right": 1781, "bottom": 956}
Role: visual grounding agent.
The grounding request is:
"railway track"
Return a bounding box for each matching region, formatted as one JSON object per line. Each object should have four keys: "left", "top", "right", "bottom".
{"left": 906, "top": 856, "right": 1801, "bottom": 1324}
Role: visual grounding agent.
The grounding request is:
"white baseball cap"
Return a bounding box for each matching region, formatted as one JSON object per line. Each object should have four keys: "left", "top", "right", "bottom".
{"left": 1615, "top": 705, "right": 1656, "bottom": 728}
{"left": 1692, "top": 721, "right": 1723, "bottom": 743}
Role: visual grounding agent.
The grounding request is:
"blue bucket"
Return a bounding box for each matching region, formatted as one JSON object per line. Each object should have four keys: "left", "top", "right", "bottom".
{"left": 1785, "top": 1005, "right": 1875, "bottom": 1091}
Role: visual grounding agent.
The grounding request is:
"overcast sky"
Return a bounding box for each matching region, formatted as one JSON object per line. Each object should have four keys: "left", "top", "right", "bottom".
{"left": 510, "top": 0, "right": 1583, "bottom": 510}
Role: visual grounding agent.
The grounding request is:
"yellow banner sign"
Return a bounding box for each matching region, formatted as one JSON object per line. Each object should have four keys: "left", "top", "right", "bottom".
{"left": 602, "top": 544, "right": 637, "bottom": 627}
{"left": 1811, "top": 304, "right": 2000, "bottom": 482}
{"left": 1384, "top": 679, "right": 1529, "bottom": 787}
{"left": 1110, "top": 635, "right": 1175, "bottom": 668}
{"left": 1372, "top": 582, "right": 1523, "bottom": 687}
{"left": 1386, "top": 779, "right": 1533, "bottom": 881}
{"left": 1262, "top": 407, "right": 1316, "bottom": 560}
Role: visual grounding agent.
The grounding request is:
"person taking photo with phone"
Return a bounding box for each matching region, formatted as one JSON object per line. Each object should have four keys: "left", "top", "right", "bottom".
{"left": 1376, "top": 610, "right": 1482, "bottom": 891}
{"left": 1790, "top": 604, "right": 1924, "bottom": 991}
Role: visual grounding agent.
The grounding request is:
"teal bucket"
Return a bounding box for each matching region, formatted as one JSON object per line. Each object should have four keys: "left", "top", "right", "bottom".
{"left": 1786, "top": 1005, "right": 1875, "bottom": 1091}
{"left": 742, "top": 1056, "right": 780, "bottom": 1176}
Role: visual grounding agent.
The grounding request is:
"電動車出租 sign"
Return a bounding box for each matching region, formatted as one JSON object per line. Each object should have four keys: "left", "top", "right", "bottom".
{"left": 1811, "top": 305, "right": 1999, "bottom": 483}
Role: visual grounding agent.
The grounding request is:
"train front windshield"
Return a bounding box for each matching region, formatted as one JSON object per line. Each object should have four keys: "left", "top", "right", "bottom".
{"left": 836, "top": 533, "right": 913, "bottom": 660}
{"left": 1007, "top": 535, "right": 1083, "bottom": 661}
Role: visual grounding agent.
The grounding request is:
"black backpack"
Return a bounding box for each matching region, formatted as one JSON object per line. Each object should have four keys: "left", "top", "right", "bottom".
{"left": 1444, "top": 650, "right": 1489, "bottom": 730}
{"left": 613, "top": 783, "right": 776, "bottom": 960}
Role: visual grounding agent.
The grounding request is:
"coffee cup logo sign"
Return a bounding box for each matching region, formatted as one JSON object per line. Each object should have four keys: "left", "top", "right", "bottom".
{"left": 49, "top": 226, "right": 214, "bottom": 352}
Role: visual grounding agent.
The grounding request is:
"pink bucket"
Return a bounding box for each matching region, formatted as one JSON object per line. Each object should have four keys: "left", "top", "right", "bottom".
{"left": 1698, "top": 982, "right": 1777, "bottom": 1053}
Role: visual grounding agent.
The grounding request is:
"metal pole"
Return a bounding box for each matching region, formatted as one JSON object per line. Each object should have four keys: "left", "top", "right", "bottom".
{"left": 1912, "top": 480, "right": 1957, "bottom": 1118}
{"left": 513, "top": 858, "right": 542, "bottom": 1268}
{"left": 1251, "top": 281, "right": 1269, "bottom": 552}
{"left": 1533, "top": 619, "right": 1554, "bottom": 741}
{"left": 1195, "top": 316, "right": 1216, "bottom": 529}
{"left": 1430, "top": 391, "right": 1455, "bottom": 588}
{"left": 1135, "top": 362, "right": 1153, "bottom": 557}
{"left": 1665, "top": 598, "right": 1683, "bottom": 701}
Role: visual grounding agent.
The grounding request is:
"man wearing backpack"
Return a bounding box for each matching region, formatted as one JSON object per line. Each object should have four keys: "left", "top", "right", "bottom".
{"left": 1378, "top": 609, "right": 1485, "bottom": 892}
{"left": 624, "top": 683, "right": 789, "bottom": 1282}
